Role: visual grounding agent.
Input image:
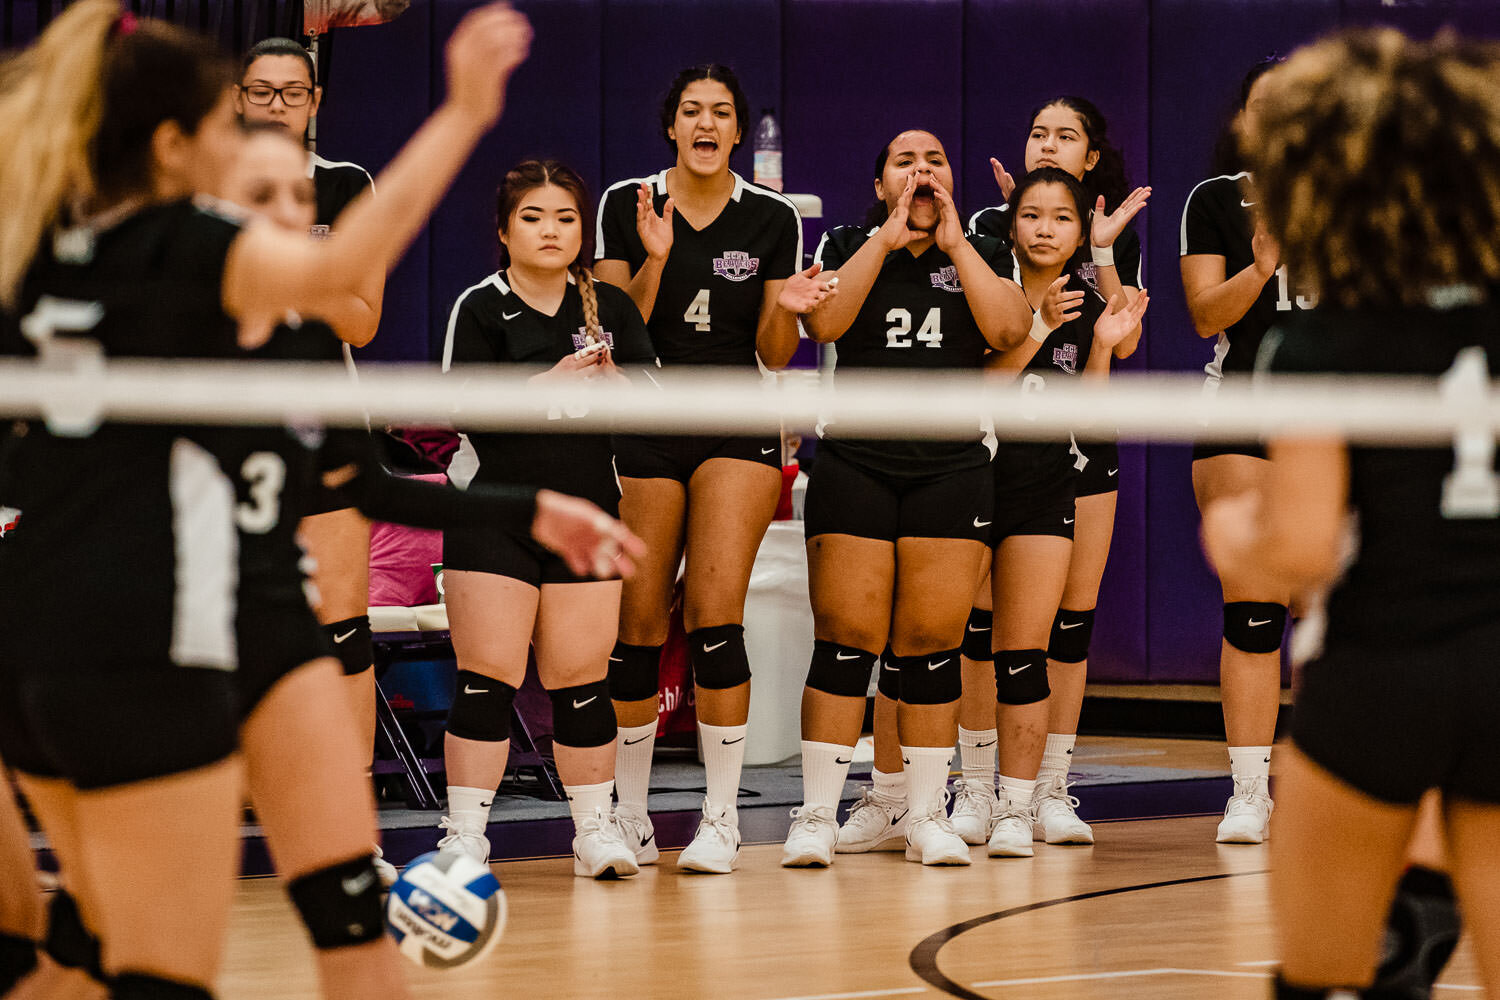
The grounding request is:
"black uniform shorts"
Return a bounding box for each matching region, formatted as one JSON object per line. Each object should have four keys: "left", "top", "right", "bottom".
{"left": 1293, "top": 629, "right": 1500, "bottom": 806}
{"left": 443, "top": 522, "right": 590, "bottom": 588}
{"left": 804, "top": 447, "right": 993, "bottom": 543}
{"left": 1075, "top": 440, "right": 1121, "bottom": 498}
{"left": 0, "top": 656, "right": 237, "bottom": 789}
{"left": 991, "top": 480, "right": 1076, "bottom": 543}
{"left": 235, "top": 595, "right": 333, "bottom": 719}
{"left": 613, "top": 430, "right": 781, "bottom": 483}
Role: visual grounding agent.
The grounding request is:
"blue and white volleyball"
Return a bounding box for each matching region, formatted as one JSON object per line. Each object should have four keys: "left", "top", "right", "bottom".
{"left": 386, "top": 850, "right": 507, "bottom": 968}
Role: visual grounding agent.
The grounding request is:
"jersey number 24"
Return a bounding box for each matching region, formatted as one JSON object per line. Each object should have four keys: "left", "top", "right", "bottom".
{"left": 886, "top": 307, "right": 943, "bottom": 348}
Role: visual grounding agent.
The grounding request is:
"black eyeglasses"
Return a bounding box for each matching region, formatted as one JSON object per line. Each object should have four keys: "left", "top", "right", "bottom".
{"left": 240, "top": 84, "right": 313, "bottom": 108}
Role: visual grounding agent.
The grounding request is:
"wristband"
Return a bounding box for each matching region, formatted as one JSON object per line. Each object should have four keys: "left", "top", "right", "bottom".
{"left": 1028, "top": 311, "right": 1054, "bottom": 344}
{"left": 1091, "top": 242, "right": 1115, "bottom": 268}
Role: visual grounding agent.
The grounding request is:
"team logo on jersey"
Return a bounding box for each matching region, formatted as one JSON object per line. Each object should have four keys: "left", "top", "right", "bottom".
{"left": 309, "top": 224, "right": 333, "bottom": 241}
{"left": 572, "top": 328, "right": 616, "bottom": 351}
{"left": 0, "top": 506, "right": 19, "bottom": 539}
{"left": 929, "top": 266, "right": 963, "bottom": 293}
{"left": 1052, "top": 343, "right": 1078, "bottom": 375}
{"left": 713, "top": 250, "right": 760, "bottom": 282}
{"left": 1077, "top": 261, "right": 1099, "bottom": 291}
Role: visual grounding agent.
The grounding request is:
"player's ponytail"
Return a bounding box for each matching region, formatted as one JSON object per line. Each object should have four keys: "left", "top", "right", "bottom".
{"left": 575, "top": 266, "right": 603, "bottom": 347}
{"left": 0, "top": 0, "right": 232, "bottom": 310}
{"left": 0, "top": 0, "right": 117, "bottom": 309}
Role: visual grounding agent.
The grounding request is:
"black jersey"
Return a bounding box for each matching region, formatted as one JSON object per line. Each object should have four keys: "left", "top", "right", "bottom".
{"left": 1261, "top": 301, "right": 1500, "bottom": 645}
{"left": 0, "top": 200, "right": 245, "bottom": 669}
{"left": 1181, "top": 172, "right": 1317, "bottom": 384}
{"left": 441, "top": 271, "right": 656, "bottom": 509}
{"left": 595, "top": 170, "right": 801, "bottom": 369}
{"left": 968, "top": 203, "right": 1142, "bottom": 293}
{"left": 995, "top": 254, "right": 1108, "bottom": 490}
{"left": 311, "top": 152, "right": 374, "bottom": 234}
{"left": 813, "top": 226, "right": 1008, "bottom": 480}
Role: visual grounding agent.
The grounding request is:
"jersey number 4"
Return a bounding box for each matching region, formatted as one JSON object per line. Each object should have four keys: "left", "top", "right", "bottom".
{"left": 684, "top": 289, "right": 712, "bottom": 333}
{"left": 886, "top": 307, "right": 943, "bottom": 348}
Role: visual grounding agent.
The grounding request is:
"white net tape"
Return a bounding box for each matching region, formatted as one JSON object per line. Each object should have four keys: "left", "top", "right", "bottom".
{"left": 0, "top": 354, "right": 1492, "bottom": 446}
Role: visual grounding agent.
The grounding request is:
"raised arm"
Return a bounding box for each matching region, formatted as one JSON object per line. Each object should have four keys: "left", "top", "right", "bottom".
{"left": 223, "top": 4, "right": 531, "bottom": 347}
{"left": 931, "top": 184, "right": 1030, "bottom": 351}
{"left": 594, "top": 182, "right": 674, "bottom": 323}
{"left": 1090, "top": 189, "right": 1149, "bottom": 358}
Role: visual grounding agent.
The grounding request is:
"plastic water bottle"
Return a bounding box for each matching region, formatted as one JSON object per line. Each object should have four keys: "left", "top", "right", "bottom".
{"left": 753, "top": 109, "right": 783, "bottom": 192}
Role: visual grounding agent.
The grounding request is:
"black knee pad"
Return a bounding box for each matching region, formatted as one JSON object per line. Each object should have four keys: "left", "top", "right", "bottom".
{"left": 876, "top": 650, "right": 902, "bottom": 699}
{"left": 994, "top": 648, "right": 1050, "bottom": 705}
{"left": 446, "top": 670, "right": 516, "bottom": 742}
{"left": 0, "top": 932, "right": 38, "bottom": 994}
{"left": 1047, "top": 608, "right": 1096, "bottom": 664}
{"left": 961, "top": 609, "right": 993, "bottom": 662}
{"left": 548, "top": 680, "right": 616, "bottom": 748}
{"left": 43, "top": 887, "right": 104, "bottom": 983}
{"left": 688, "top": 625, "right": 751, "bottom": 690}
{"left": 805, "top": 640, "right": 878, "bottom": 698}
{"left": 1369, "top": 866, "right": 1461, "bottom": 1000}
{"left": 898, "top": 649, "right": 962, "bottom": 705}
{"left": 286, "top": 854, "right": 386, "bottom": 950}
{"left": 607, "top": 642, "right": 662, "bottom": 702}
{"left": 1223, "top": 601, "right": 1288, "bottom": 654}
{"left": 111, "top": 972, "right": 215, "bottom": 1000}
{"left": 321, "top": 615, "right": 373, "bottom": 675}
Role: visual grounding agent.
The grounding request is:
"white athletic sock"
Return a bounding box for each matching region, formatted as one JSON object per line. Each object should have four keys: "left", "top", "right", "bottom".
{"left": 614, "top": 722, "right": 656, "bottom": 811}
{"left": 901, "top": 745, "right": 954, "bottom": 817}
{"left": 446, "top": 784, "right": 495, "bottom": 829}
{"left": 1228, "top": 745, "right": 1273, "bottom": 785}
{"left": 1039, "top": 733, "right": 1077, "bottom": 782}
{"left": 997, "top": 775, "right": 1036, "bottom": 810}
{"left": 800, "top": 741, "right": 855, "bottom": 812}
{"left": 957, "top": 726, "right": 998, "bottom": 785}
{"left": 871, "top": 766, "right": 906, "bottom": 805}
{"left": 699, "top": 721, "right": 748, "bottom": 820}
{"left": 565, "top": 780, "right": 615, "bottom": 828}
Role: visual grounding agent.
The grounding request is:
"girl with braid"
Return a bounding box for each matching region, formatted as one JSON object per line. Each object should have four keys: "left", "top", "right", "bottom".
{"left": 435, "top": 160, "right": 659, "bottom": 879}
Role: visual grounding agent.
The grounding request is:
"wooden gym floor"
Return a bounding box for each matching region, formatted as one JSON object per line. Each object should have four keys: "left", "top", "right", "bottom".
{"left": 217, "top": 739, "right": 1485, "bottom": 1000}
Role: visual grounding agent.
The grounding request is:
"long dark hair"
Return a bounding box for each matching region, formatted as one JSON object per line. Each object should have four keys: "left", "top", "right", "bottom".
{"left": 240, "top": 37, "right": 315, "bottom": 86}
{"left": 1029, "top": 96, "right": 1128, "bottom": 212}
{"left": 658, "top": 64, "right": 749, "bottom": 155}
{"left": 1210, "top": 54, "right": 1284, "bottom": 176}
{"left": 1007, "top": 166, "right": 1091, "bottom": 229}
{"left": 494, "top": 159, "right": 605, "bottom": 344}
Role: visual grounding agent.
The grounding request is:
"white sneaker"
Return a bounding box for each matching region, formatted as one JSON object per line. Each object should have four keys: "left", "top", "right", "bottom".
{"left": 949, "top": 778, "right": 999, "bottom": 845}
{"left": 572, "top": 808, "right": 641, "bottom": 879}
{"left": 677, "top": 801, "right": 740, "bottom": 874}
{"left": 435, "top": 814, "right": 491, "bottom": 865}
{"left": 1216, "top": 777, "right": 1273, "bottom": 843}
{"left": 781, "top": 805, "right": 840, "bottom": 868}
{"left": 987, "top": 797, "right": 1035, "bottom": 857}
{"left": 835, "top": 788, "right": 909, "bottom": 853}
{"left": 904, "top": 809, "right": 971, "bottom": 866}
{"left": 1032, "top": 773, "right": 1095, "bottom": 845}
{"left": 372, "top": 845, "right": 398, "bottom": 888}
{"left": 614, "top": 803, "right": 660, "bottom": 865}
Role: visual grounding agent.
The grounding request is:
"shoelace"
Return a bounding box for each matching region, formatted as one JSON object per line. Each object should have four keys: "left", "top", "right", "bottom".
{"left": 1224, "top": 783, "right": 1272, "bottom": 816}
{"left": 787, "top": 805, "right": 835, "bottom": 832}
{"left": 699, "top": 803, "right": 737, "bottom": 840}
{"left": 437, "top": 814, "right": 485, "bottom": 847}
{"left": 846, "top": 789, "right": 889, "bottom": 822}
{"left": 1036, "top": 774, "right": 1082, "bottom": 811}
{"left": 953, "top": 779, "right": 993, "bottom": 810}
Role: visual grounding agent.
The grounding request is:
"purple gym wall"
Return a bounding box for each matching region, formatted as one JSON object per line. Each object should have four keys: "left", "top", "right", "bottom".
{"left": 12, "top": 1, "right": 1497, "bottom": 685}
{"left": 221, "top": 0, "right": 1500, "bottom": 685}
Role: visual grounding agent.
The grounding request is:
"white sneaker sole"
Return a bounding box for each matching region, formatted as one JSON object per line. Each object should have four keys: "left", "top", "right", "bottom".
{"left": 781, "top": 846, "right": 834, "bottom": 868}
{"left": 633, "top": 839, "right": 660, "bottom": 865}
{"left": 1215, "top": 824, "right": 1268, "bottom": 844}
{"left": 904, "top": 841, "right": 972, "bottom": 866}
{"left": 987, "top": 838, "right": 1035, "bottom": 858}
{"left": 574, "top": 852, "right": 641, "bottom": 879}
{"left": 678, "top": 846, "right": 737, "bottom": 874}
{"left": 1036, "top": 820, "right": 1095, "bottom": 845}
{"left": 953, "top": 821, "right": 992, "bottom": 846}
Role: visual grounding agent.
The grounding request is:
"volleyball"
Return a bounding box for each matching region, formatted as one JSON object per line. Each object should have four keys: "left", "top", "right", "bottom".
{"left": 385, "top": 851, "right": 507, "bottom": 969}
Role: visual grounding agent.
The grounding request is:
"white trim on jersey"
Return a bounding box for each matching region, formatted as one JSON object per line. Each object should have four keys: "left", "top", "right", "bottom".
{"left": 308, "top": 151, "right": 377, "bottom": 195}
{"left": 968, "top": 204, "right": 1005, "bottom": 236}
{"left": 735, "top": 172, "right": 806, "bottom": 269}
{"left": 441, "top": 272, "right": 510, "bottom": 372}
{"left": 169, "top": 437, "right": 238, "bottom": 671}
{"left": 595, "top": 173, "right": 664, "bottom": 261}
{"left": 1203, "top": 332, "right": 1230, "bottom": 387}
{"left": 449, "top": 434, "right": 479, "bottom": 490}
{"left": 1179, "top": 171, "right": 1249, "bottom": 257}
{"left": 811, "top": 231, "right": 832, "bottom": 268}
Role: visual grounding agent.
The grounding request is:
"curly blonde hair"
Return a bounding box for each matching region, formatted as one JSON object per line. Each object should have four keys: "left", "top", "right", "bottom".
{"left": 1243, "top": 29, "right": 1500, "bottom": 309}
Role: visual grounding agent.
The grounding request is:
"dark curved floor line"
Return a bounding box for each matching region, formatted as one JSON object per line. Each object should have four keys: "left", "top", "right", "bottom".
{"left": 908, "top": 869, "right": 1269, "bottom": 1000}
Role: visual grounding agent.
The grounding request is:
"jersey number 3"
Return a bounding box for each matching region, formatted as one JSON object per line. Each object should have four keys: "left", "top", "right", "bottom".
{"left": 886, "top": 307, "right": 943, "bottom": 348}
{"left": 237, "top": 452, "right": 286, "bottom": 534}
{"left": 684, "top": 289, "right": 712, "bottom": 333}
